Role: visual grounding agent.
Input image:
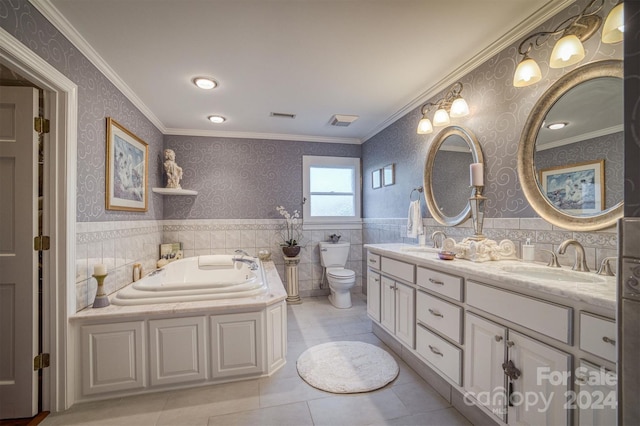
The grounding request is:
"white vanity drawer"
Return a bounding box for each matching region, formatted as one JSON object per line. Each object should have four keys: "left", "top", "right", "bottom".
{"left": 367, "top": 252, "right": 381, "bottom": 270}
{"left": 417, "top": 291, "right": 462, "bottom": 344}
{"left": 381, "top": 257, "right": 415, "bottom": 283}
{"left": 416, "top": 324, "right": 461, "bottom": 385}
{"left": 580, "top": 312, "right": 616, "bottom": 363}
{"left": 417, "top": 267, "right": 463, "bottom": 301}
{"left": 466, "top": 281, "right": 572, "bottom": 344}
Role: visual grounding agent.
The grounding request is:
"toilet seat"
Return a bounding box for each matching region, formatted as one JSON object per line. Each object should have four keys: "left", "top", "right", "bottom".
{"left": 327, "top": 268, "right": 355, "bottom": 279}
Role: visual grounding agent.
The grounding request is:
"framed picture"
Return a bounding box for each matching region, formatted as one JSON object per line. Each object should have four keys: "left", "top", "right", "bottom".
{"left": 383, "top": 163, "right": 395, "bottom": 186}
{"left": 372, "top": 169, "right": 382, "bottom": 189}
{"left": 539, "top": 159, "right": 605, "bottom": 215}
{"left": 105, "top": 117, "right": 148, "bottom": 211}
{"left": 159, "top": 242, "right": 183, "bottom": 262}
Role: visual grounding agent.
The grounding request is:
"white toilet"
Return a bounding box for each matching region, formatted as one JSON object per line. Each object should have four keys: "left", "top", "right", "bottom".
{"left": 319, "top": 241, "right": 356, "bottom": 309}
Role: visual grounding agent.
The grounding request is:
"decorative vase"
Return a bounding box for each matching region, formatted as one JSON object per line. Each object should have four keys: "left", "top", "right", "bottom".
{"left": 282, "top": 245, "right": 301, "bottom": 257}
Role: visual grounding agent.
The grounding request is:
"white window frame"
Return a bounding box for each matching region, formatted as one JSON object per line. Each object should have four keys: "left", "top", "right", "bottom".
{"left": 302, "top": 155, "right": 362, "bottom": 229}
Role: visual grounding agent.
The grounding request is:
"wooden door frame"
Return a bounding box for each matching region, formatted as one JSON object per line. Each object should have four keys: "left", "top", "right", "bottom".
{"left": 0, "top": 27, "right": 77, "bottom": 413}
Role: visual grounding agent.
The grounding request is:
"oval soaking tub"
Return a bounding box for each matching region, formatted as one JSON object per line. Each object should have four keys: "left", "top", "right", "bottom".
{"left": 112, "top": 255, "right": 268, "bottom": 305}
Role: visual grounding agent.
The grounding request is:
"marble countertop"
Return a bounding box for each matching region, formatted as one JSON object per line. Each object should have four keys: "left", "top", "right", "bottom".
{"left": 70, "top": 261, "right": 288, "bottom": 322}
{"left": 365, "top": 243, "right": 616, "bottom": 312}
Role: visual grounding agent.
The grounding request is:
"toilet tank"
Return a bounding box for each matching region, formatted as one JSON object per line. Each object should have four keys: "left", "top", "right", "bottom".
{"left": 319, "top": 242, "right": 350, "bottom": 267}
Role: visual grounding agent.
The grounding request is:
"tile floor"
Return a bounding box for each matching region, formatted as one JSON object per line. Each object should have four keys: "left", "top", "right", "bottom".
{"left": 42, "top": 294, "right": 472, "bottom": 426}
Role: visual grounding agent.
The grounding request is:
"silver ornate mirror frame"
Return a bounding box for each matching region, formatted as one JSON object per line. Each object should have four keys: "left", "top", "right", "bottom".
{"left": 517, "top": 59, "right": 623, "bottom": 231}
{"left": 424, "top": 125, "right": 484, "bottom": 226}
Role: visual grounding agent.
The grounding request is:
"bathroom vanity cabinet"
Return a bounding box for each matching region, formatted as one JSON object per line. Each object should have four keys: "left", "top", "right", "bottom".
{"left": 365, "top": 244, "right": 617, "bottom": 426}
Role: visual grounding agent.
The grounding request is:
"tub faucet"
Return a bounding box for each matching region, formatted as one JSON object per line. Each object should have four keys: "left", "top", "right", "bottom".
{"left": 233, "top": 257, "right": 259, "bottom": 270}
{"left": 235, "top": 249, "right": 252, "bottom": 257}
{"left": 431, "top": 231, "right": 447, "bottom": 249}
{"left": 557, "top": 239, "right": 590, "bottom": 272}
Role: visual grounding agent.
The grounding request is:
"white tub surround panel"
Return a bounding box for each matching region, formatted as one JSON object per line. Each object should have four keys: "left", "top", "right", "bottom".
{"left": 70, "top": 262, "right": 287, "bottom": 402}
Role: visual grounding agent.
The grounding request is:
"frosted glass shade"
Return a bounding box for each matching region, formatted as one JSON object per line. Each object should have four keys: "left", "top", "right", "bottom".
{"left": 433, "top": 108, "right": 450, "bottom": 126}
{"left": 450, "top": 97, "right": 470, "bottom": 118}
{"left": 549, "top": 35, "right": 585, "bottom": 68}
{"left": 513, "top": 57, "right": 542, "bottom": 87}
{"left": 417, "top": 117, "right": 433, "bottom": 134}
{"left": 602, "top": 3, "right": 624, "bottom": 44}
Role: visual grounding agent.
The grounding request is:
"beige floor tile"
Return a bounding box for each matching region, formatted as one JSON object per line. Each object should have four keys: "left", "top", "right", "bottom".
{"left": 259, "top": 374, "right": 330, "bottom": 408}
{"left": 207, "top": 401, "right": 313, "bottom": 426}
{"left": 391, "top": 380, "right": 451, "bottom": 414}
{"left": 377, "top": 407, "right": 472, "bottom": 426}
{"left": 307, "top": 389, "right": 408, "bottom": 426}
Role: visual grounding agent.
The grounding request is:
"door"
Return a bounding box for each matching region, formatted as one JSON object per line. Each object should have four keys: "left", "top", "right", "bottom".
{"left": 394, "top": 281, "right": 415, "bottom": 348}
{"left": 380, "top": 276, "right": 395, "bottom": 332}
{"left": 0, "top": 86, "right": 39, "bottom": 418}
{"left": 464, "top": 312, "right": 508, "bottom": 422}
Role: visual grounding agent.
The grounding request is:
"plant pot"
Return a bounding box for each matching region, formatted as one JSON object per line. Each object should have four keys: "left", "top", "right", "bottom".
{"left": 282, "top": 246, "right": 301, "bottom": 257}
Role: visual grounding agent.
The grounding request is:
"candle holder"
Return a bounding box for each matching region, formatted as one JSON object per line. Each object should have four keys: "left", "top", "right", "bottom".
{"left": 92, "top": 273, "right": 110, "bottom": 308}
{"left": 468, "top": 185, "right": 487, "bottom": 241}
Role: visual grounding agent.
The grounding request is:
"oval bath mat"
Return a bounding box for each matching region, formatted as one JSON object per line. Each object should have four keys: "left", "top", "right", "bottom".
{"left": 296, "top": 341, "right": 399, "bottom": 393}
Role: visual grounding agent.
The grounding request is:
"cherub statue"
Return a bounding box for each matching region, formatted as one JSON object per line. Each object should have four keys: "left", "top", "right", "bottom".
{"left": 164, "top": 149, "right": 183, "bottom": 189}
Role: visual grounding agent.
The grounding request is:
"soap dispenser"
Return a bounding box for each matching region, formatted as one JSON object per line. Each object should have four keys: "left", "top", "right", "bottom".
{"left": 522, "top": 238, "right": 535, "bottom": 262}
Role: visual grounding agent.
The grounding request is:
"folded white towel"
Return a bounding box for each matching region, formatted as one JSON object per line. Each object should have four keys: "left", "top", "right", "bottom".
{"left": 406, "top": 200, "right": 424, "bottom": 238}
{"left": 198, "top": 255, "right": 235, "bottom": 268}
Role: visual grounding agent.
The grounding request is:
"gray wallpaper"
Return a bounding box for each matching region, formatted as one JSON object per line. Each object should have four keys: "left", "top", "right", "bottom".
{"left": 0, "top": 0, "right": 164, "bottom": 222}
{"left": 535, "top": 132, "right": 623, "bottom": 210}
{"left": 363, "top": 0, "right": 623, "bottom": 219}
{"left": 163, "top": 136, "right": 361, "bottom": 219}
{"left": 625, "top": 2, "right": 640, "bottom": 217}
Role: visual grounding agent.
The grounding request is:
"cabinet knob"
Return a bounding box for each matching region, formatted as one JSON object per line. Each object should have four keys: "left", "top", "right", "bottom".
{"left": 506, "top": 340, "right": 515, "bottom": 348}
{"left": 602, "top": 336, "right": 616, "bottom": 345}
{"left": 369, "top": 259, "right": 377, "bottom": 264}
{"left": 494, "top": 335, "right": 503, "bottom": 342}
{"left": 428, "top": 278, "right": 444, "bottom": 285}
{"left": 428, "top": 308, "right": 443, "bottom": 318}
{"left": 575, "top": 374, "right": 588, "bottom": 385}
{"left": 502, "top": 360, "right": 521, "bottom": 380}
{"left": 428, "top": 345, "right": 444, "bottom": 357}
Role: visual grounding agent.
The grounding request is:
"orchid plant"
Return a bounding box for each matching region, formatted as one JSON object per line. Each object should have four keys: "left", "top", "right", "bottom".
{"left": 276, "top": 206, "right": 303, "bottom": 247}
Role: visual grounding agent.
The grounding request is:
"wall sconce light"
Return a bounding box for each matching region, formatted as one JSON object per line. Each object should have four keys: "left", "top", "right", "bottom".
{"left": 513, "top": 0, "right": 623, "bottom": 88}
{"left": 416, "top": 82, "right": 470, "bottom": 134}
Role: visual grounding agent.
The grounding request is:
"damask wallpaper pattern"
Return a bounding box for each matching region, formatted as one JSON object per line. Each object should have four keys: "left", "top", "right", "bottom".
{"left": 0, "top": 0, "right": 164, "bottom": 222}
{"left": 625, "top": 2, "right": 640, "bottom": 217}
{"left": 163, "top": 135, "right": 360, "bottom": 219}
{"left": 362, "top": 0, "right": 623, "bottom": 220}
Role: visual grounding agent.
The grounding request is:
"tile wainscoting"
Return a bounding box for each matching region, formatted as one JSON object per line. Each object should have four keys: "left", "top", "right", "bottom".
{"left": 74, "top": 220, "right": 364, "bottom": 311}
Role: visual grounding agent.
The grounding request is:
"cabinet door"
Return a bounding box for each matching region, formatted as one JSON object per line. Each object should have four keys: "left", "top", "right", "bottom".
{"left": 395, "top": 281, "right": 415, "bottom": 348}
{"left": 576, "top": 360, "right": 617, "bottom": 426}
{"left": 367, "top": 271, "right": 381, "bottom": 322}
{"left": 210, "top": 312, "right": 264, "bottom": 378}
{"left": 464, "top": 312, "right": 507, "bottom": 422}
{"left": 507, "top": 330, "right": 571, "bottom": 426}
{"left": 380, "top": 276, "right": 396, "bottom": 333}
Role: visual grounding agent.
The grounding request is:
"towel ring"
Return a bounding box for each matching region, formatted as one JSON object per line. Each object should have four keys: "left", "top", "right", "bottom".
{"left": 410, "top": 186, "right": 423, "bottom": 201}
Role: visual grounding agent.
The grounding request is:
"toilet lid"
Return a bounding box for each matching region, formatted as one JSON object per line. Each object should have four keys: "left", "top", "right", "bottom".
{"left": 328, "top": 268, "right": 355, "bottom": 279}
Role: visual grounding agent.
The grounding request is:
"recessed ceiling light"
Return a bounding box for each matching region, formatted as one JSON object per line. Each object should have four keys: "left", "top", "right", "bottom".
{"left": 547, "top": 122, "right": 568, "bottom": 130}
{"left": 193, "top": 77, "right": 218, "bottom": 90}
{"left": 208, "top": 115, "right": 226, "bottom": 124}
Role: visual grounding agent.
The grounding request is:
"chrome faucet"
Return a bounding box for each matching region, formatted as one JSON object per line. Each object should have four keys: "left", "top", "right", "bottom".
{"left": 557, "top": 239, "right": 590, "bottom": 272}
{"left": 235, "top": 249, "right": 252, "bottom": 257}
{"left": 431, "top": 231, "right": 447, "bottom": 249}
{"left": 232, "top": 257, "right": 259, "bottom": 270}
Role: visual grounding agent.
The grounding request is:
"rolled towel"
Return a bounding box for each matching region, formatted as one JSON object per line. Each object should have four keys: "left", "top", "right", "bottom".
{"left": 198, "top": 255, "right": 235, "bottom": 268}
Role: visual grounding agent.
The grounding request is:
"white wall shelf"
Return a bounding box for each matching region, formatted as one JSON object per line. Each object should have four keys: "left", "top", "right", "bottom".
{"left": 152, "top": 187, "right": 198, "bottom": 195}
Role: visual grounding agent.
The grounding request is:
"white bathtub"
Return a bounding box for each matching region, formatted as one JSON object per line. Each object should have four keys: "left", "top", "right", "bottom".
{"left": 112, "top": 256, "right": 268, "bottom": 305}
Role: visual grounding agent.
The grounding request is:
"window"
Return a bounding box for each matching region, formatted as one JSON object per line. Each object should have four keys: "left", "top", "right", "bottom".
{"left": 303, "top": 156, "right": 361, "bottom": 226}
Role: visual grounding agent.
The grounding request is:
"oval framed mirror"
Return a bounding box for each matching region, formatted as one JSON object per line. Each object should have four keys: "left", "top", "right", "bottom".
{"left": 517, "top": 60, "right": 623, "bottom": 231}
{"left": 424, "top": 125, "right": 484, "bottom": 226}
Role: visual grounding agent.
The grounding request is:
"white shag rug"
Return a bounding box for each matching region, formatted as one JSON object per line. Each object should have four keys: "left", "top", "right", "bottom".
{"left": 296, "top": 341, "right": 399, "bottom": 393}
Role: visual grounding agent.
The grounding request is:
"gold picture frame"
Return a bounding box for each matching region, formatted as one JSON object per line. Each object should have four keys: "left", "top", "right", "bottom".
{"left": 105, "top": 117, "right": 148, "bottom": 212}
{"left": 539, "top": 159, "right": 604, "bottom": 215}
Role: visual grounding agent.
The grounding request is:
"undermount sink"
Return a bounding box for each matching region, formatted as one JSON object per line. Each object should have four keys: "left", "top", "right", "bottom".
{"left": 401, "top": 246, "right": 440, "bottom": 253}
{"left": 500, "top": 264, "right": 606, "bottom": 284}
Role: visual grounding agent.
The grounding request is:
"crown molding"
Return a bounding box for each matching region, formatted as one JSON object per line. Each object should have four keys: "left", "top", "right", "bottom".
{"left": 30, "top": 0, "right": 167, "bottom": 133}
{"left": 361, "top": 0, "right": 575, "bottom": 143}
{"left": 163, "top": 127, "right": 362, "bottom": 144}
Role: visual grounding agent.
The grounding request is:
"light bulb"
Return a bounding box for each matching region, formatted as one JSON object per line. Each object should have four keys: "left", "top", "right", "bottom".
{"left": 549, "top": 34, "right": 585, "bottom": 68}
{"left": 432, "top": 108, "right": 450, "bottom": 127}
{"left": 602, "top": 2, "right": 624, "bottom": 44}
{"left": 417, "top": 117, "right": 433, "bottom": 134}
{"left": 193, "top": 77, "right": 217, "bottom": 90}
{"left": 450, "top": 97, "right": 470, "bottom": 118}
{"left": 513, "top": 56, "right": 542, "bottom": 87}
{"left": 208, "top": 115, "right": 226, "bottom": 123}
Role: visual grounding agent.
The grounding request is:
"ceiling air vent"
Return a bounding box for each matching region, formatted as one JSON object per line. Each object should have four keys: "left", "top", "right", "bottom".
{"left": 270, "top": 112, "right": 296, "bottom": 119}
{"left": 330, "top": 114, "right": 359, "bottom": 127}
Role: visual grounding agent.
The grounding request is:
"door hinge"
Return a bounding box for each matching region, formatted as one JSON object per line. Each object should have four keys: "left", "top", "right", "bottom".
{"left": 33, "top": 353, "right": 50, "bottom": 370}
{"left": 34, "top": 117, "right": 50, "bottom": 134}
{"left": 34, "top": 235, "right": 50, "bottom": 251}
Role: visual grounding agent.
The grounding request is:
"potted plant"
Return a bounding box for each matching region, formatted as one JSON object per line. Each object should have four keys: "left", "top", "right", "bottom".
{"left": 276, "top": 206, "right": 303, "bottom": 257}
